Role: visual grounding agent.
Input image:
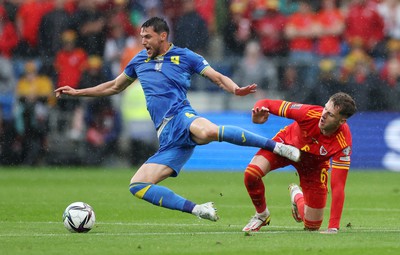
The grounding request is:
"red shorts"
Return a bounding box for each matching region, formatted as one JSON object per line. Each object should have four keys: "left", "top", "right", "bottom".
{"left": 256, "top": 143, "right": 329, "bottom": 209}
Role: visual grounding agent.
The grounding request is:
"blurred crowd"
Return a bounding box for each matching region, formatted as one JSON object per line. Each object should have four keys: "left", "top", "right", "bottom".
{"left": 1, "top": 0, "right": 400, "bottom": 166}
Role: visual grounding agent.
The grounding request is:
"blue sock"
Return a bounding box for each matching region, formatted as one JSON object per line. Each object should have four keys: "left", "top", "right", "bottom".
{"left": 218, "top": 125, "right": 276, "bottom": 151}
{"left": 129, "top": 182, "right": 196, "bottom": 213}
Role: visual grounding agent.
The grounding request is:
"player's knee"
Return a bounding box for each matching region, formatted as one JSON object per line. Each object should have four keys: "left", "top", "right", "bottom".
{"left": 244, "top": 164, "right": 265, "bottom": 187}
{"left": 194, "top": 126, "right": 218, "bottom": 143}
{"left": 129, "top": 182, "right": 152, "bottom": 199}
{"left": 203, "top": 126, "right": 218, "bottom": 140}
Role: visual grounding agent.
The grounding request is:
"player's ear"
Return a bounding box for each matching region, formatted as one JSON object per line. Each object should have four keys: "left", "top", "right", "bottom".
{"left": 339, "top": 118, "right": 347, "bottom": 125}
{"left": 160, "top": 31, "right": 168, "bottom": 41}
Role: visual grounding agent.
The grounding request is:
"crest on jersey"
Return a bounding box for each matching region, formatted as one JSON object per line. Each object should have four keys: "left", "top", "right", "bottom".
{"left": 320, "top": 145, "right": 328, "bottom": 155}
{"left": 154, "top": 56, "right": 164, "bottom": 71}
{"left": 155, "top": 62, "right": 162, "bottom": 71}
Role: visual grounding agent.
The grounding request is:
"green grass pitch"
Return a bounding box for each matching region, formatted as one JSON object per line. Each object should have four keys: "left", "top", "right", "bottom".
{"left": 0, "top": 167, "right": 399, "bottom": 255}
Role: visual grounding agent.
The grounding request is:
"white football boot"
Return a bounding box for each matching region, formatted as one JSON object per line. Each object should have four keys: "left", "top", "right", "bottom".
{"left": 192, "top": 202, "right": 219, "bottom": 222}
{"left": 288, "top": 183, "right": 303, "bottom": 223}
{"left": 242, "top": 212, "right": 271, "bottom": 232}
{"left": 273, "top": 143, "right": 301, "bottom": 162}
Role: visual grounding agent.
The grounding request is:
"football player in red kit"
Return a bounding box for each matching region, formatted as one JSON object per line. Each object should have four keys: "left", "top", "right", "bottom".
{"left": 242, "top": 92, "right": 357, "bottom": 234}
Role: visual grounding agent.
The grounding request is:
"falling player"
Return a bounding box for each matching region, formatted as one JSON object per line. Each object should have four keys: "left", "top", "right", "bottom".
{"left": 242, "top": 92, "right": 356, "bottom": 234}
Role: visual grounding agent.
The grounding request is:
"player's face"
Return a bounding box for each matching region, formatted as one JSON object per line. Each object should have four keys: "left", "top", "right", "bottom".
{"left": 140, "top": 26, "right": 167, "bottom": 58}
{"left": 319, "top": 100, "right": 346, "bottom": 135}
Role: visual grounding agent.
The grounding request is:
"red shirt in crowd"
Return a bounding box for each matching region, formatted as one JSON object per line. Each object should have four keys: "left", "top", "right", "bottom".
{"left": 315, "top": 7, "right": 344, "bottom": 56}
{"left": 195, "top": 0, "right": 215, "bottom": 29}
{"left": 54, "top": 49, "right": 88, "bottom": 88}
{"left": 344, "top": 1, "right": 385, "bottom": 50}
{"left": 0, "top": 7, "right": 18, "bottom": 58}
{"left": 252, "top": 10, "right": 287, "bottom": 56}
{"left": 16, "top": 0, "right": 54, "bottom": 47}
{"left": 285, "top": 11, "right": 316, "bottom": 51}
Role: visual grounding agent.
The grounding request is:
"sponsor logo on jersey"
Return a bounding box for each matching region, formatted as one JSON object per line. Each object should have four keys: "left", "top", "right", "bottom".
{"left": 290, "top": 104, "right": 303, "bottom": 109}
{"left": 171, "top": 56, "right": 180, "bottom": 65}
{"left": 185, "top": 112, "right": 195, "bottom": 118}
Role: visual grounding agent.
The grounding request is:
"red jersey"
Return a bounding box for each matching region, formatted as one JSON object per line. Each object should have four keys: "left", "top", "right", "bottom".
{"left": 286, "top": 12, "right": 316, "bottom": 51}
{"left": 344, "top": 2, "right": 384, "bottom": 50}
{"left": 54, "top": 49, "right": 88, "bottom": 88}
{"left": 255, "top": 99, "right": 352, "bottom": 229}
{"left": 252, "top": 11, "right": 287, "bottom": 56}
{"left": 315, "top": 9, "right": 344, "bottom": 56}
{"left": 0, "top": 21, "right": 18, "bottom": 58}
{"left": 16, "top": 1, "right": 54, "bottom": 47}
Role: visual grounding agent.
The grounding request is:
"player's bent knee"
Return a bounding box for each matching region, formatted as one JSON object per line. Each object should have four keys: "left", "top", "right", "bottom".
{"left": 129, "top": 182, "right": 152, "bottom": 199}
{"left": 244, "top": 164, "right": 265, "bottom": 187}
{"left": 202, "top": 126, "right": 218, "bottom": 140}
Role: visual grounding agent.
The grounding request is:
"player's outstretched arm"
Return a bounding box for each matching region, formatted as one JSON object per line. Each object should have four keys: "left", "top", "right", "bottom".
{"left": 202, "top": 67, "right": 257, "bottom": 96}
{"left": 55, "top": 73, "right": 133, "bottom": 98}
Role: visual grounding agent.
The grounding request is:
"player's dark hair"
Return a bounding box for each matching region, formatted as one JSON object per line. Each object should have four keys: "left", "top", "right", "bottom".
{"left": 329, "top": 92, "right": 357, "bottom": 118}
{"left": 142, "top": 17, "right": 170, "bottom": 37}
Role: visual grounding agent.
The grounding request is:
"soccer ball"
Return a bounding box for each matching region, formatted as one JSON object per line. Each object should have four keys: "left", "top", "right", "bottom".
{"left": 63, "top": 202, "right": 96, "bottom": 233}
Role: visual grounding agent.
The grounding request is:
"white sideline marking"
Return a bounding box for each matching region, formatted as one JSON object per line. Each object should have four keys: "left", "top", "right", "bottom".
{"left": 1, "top": 228, "right": 400, "bottom": 238}
{"left": 0, "top": 222, "right": 399, "bottom": 238}
{"left": 222, "top": 205, "right": 400, "bottom": 212}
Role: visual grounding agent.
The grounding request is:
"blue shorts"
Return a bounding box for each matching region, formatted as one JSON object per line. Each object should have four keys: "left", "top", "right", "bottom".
{"left": 146, "top": 108, "right": 200, "bottom": 177}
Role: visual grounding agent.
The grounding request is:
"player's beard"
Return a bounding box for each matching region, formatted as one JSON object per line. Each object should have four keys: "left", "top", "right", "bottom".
{"left": 148, "top": 39, "right": 163, "bottom": 58}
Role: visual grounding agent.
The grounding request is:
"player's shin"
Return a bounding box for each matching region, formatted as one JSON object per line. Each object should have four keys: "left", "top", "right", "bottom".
{"left": 129, "top": 182, "right": 195, "bottom": 213}
{"left": 244, "top": 164, "right": 267, "bottom": 213}
{"left": 218, "top": 125, "right": 276, "bottom": 151}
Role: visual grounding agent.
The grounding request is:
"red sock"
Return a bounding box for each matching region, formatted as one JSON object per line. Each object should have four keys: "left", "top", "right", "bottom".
{"left": 294, "top": 194, "right": 305, "bottom": 220}
{"left": 244, "top": 164, "right": 266, "bottom": 213}
{"left": 304, "top": 219, "right": 322, "bottom": 231}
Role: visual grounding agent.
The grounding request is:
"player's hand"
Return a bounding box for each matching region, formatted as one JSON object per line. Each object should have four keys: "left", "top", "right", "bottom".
{"left": 234, "top": 84, "right": 257, "bottom": 96}
{"left": 54, "top": 86, "right": 77, "bottom": 98}
{"left": 252, "top": 106, "right": 270, "bottom": 124}
{"left": 319, "top": 228, "right": 338, "bottom": 234}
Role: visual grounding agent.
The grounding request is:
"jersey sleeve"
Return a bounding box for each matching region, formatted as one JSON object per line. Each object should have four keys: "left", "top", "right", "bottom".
{"left": 185, "top": 49, "right": 210, "bottom": 75}
{"left": 123, "top": 50, "right": 146, "bottom": 81}
{"left": 328, "top": 129, "right": 352, "bottom": 229}
{"left": 123, "top": 59, "right": 137, "bottom": 81}
{"left": 253, "top": 99, "right": 315, "bottom": 121}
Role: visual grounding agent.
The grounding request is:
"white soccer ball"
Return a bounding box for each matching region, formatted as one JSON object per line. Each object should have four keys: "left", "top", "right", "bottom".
{"left": 63, "top": 202, "right": 96, "bottom": 233}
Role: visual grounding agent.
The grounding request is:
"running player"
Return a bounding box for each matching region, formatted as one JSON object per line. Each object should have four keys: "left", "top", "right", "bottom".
{"left": 242, "top": 92, "right": 356, "bottom": 233}
{"left": 54, "top": 17, "right": 300, "bottom": 222}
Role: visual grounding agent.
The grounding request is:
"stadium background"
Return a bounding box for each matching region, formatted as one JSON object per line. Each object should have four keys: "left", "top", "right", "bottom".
{"left": 0, "top": 0, "right": 400, "bottom": 172}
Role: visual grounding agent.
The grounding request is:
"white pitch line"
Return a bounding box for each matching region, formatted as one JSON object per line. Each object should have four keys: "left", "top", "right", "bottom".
{"left": 1, "top": 221, "right": 400, "bottom": 230}
{"left": 0, "top": 221, "right": 399, "bottom": 238}
{"left": 220, "top": 205, "right": 400, "bottom": 212}
{"left": 1, "top": 229, "right": 400, "bottom": 238}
